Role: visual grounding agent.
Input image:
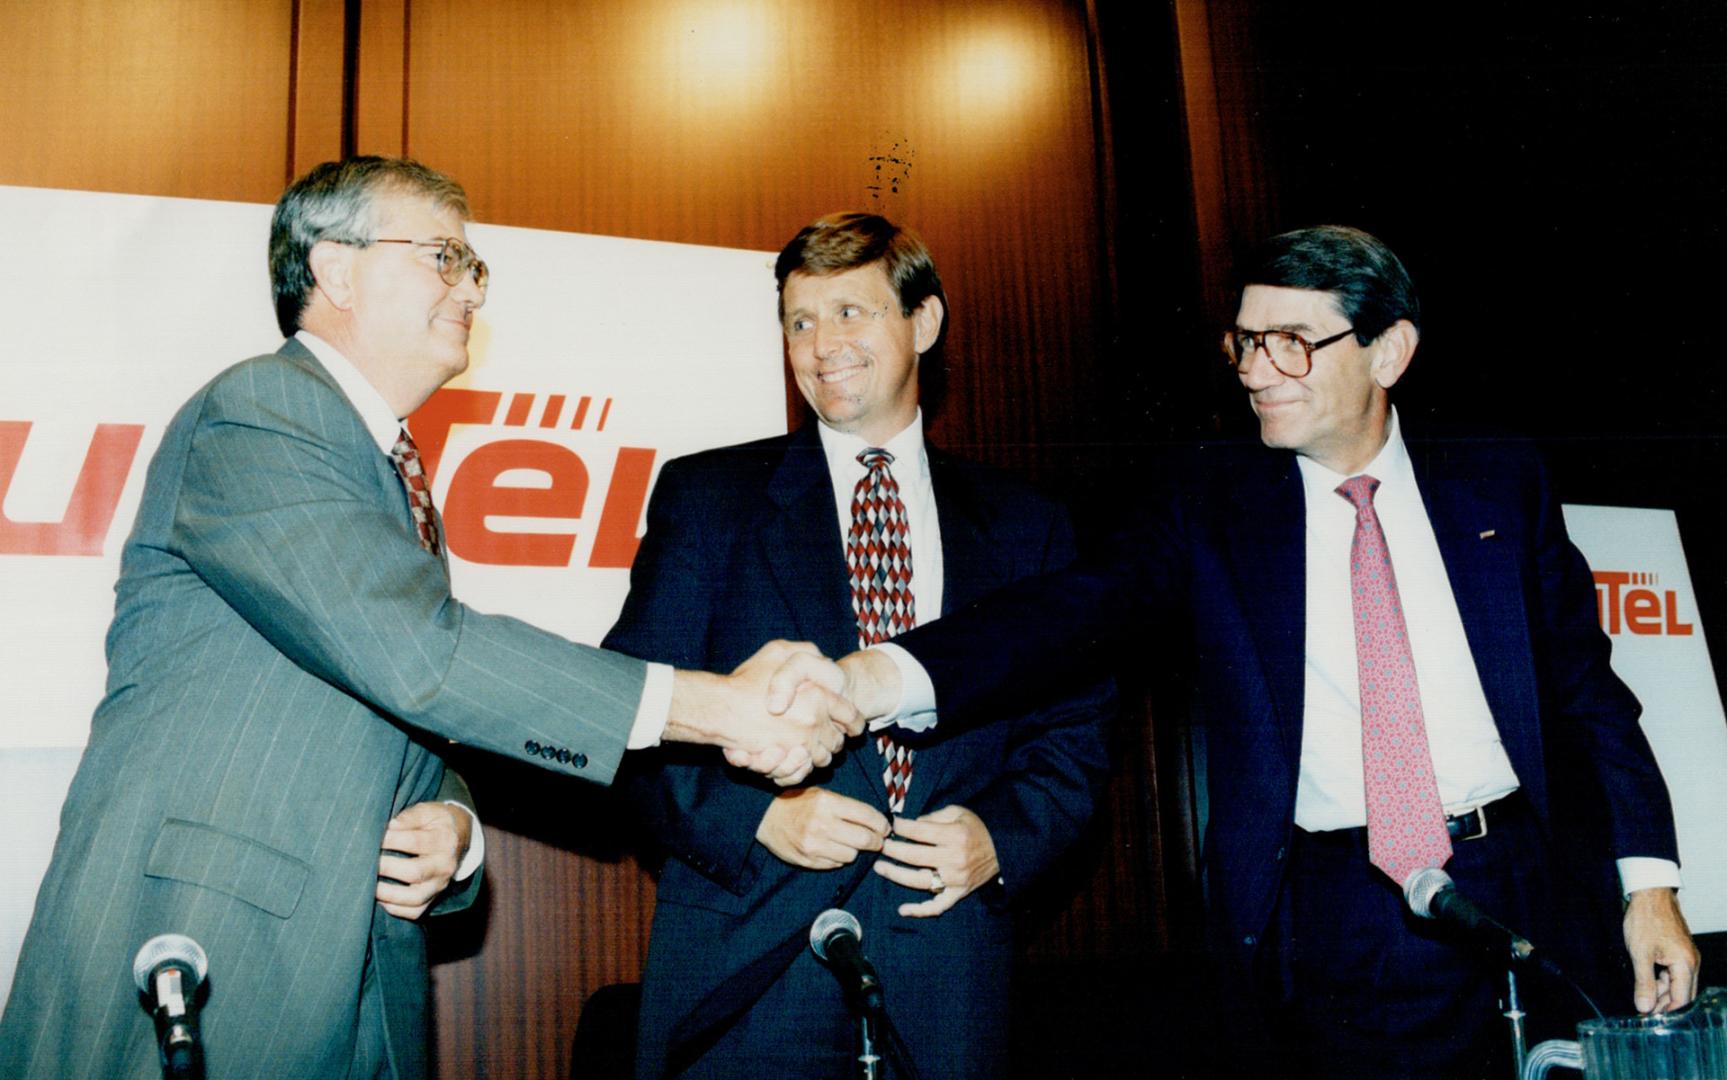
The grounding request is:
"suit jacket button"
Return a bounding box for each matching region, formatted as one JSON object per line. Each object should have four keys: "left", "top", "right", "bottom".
{"left": 524, "top": 740, "right": 541, "bottom": 755}
{"left": 1275, "top": 846, "right": 1286, "bottom": 862}
{"left": 1243, "top": 935, "right": 1257, "bottom": 947}
{"left": 572, "top": 753, "right": 588, "bottom": 769}
{"left": 557, "top": 748, "right": 572, "bottom": 763}
{"left": 542, "top": 745, "right": 557, "bottom": 760}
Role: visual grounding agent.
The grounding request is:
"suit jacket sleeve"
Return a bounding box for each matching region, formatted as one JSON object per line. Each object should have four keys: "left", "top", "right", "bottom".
{"left": 1524, "top": 452, "right": 1678, "bottom": 862}
{"left": 948, "top": 506, "right": 1116, "bottom": 900}
{"left": 895, "top": 477, "right": 1184, "bottom": 730}
{"left": 168, "top": 357, "right": 646, "bottom": 785}
{"left": 604, "top": 456, "right": 776, "bottom": 890}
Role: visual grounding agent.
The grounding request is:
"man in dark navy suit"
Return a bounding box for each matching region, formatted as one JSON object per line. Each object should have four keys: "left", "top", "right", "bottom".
{"left": 606, "top": 213, "right": 1112, "bottom": 1078}
{"left": 777, "top": 226, "right": 1701, "bottom": 1077}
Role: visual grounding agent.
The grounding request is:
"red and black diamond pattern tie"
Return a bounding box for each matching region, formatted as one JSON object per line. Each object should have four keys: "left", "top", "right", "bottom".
{"left": 390, "top": 427, "right": 443, "bottom": 557}
{"left": 847, "top": 448, "right": 916, "bottom": 813}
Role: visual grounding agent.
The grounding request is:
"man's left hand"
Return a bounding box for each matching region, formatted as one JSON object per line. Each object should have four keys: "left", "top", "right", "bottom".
{"left": 376, "top": 801, "right": 472, "bottom": 920}
{"left": 873, "top": 805, "right": 999, "bottom": 918}
{"left": 1624, "top": 886, "right": 1700, "bottom": 1014}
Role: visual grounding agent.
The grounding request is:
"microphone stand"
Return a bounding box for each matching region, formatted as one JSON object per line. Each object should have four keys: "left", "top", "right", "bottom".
{"left": 845, "top": 982, "right": 923, "bottom": 1080}
{"left": 855, "top": 1009, "right": 882, "bottom": 1080}
{"left": 1504, "top": 964, "right": 1528, "bottom": 1080}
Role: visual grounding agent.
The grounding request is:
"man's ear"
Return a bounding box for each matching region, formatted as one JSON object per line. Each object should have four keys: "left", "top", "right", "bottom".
{"left": 307, "top": 240, "right": 357, "bottom": 312}
{"left": 1371, "top": 319, "right": 1419, "bottom": 389}
{"left": 911, "top": 295, "right": 946, "bottom": 356}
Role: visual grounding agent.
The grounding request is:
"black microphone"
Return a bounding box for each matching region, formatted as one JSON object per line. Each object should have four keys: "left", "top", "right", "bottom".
{"left": 133, "top": 934, "right": 208, "bottom": 1080}
{"left": 810, "top": 909, "right": 885, "bottom": 1014}
{"left": 1404, "top": 867, "right": 1535, "bottom": 962}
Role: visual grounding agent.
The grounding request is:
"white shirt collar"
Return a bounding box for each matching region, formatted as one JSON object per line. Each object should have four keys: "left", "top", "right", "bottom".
{"left": 814, "top": 410, "right": 930, "bottom": 481}
{"left": 1295, "top": 407, "right": 1411, "bottom": 499}
{"left": 294, "top": 330, "right": 402, "bottom": 455}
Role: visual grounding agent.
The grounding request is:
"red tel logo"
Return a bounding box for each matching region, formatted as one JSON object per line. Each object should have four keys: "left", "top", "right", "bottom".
{"left": 1, "top": 386, "right": 656, "bottom": 568}
{"left": 1593, "top": 571, "right": 1694, "bottom": 636}
{"left": 410, "top": 387, "right": 653, "bottom": 569}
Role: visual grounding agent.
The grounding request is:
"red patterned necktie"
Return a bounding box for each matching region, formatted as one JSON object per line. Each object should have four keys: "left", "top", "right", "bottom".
{"left": 847, "top": 448, "right": 916, "bottom": 813}
{"left": 390, "top": 427, "right": 442, "bottom": 557}
{"left": 1337, "top": 474, "right": 1452, "bottom": 886}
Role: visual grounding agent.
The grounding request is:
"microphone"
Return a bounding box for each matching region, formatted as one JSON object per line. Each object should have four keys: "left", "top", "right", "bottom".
{"left": 133, "top": 934, "right": 208, "bottom": 1079}
{"left": 1404, "top": 867, "right": 1535, "bottom": 962}
{"left": 810, "top": 909, "right": 884, "bottom": 1014}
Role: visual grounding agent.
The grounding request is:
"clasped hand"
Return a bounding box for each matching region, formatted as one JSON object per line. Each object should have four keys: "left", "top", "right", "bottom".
{"left": 718, "top": 644, "right": 902, "bottom": 784}
{"left": 672, "top": 640, "right": 862, "bottom": 786}
{"left": 755, "top": 788, "right": 998, "bottom": 918}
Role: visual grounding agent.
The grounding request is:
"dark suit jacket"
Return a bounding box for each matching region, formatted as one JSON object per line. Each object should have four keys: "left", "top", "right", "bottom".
{"left": 891, "top": 436, "right": 1677, "bottom": 977}
{"left": 0, "top": 340, "right": 646, "bottom": 1079}
{"left": 604, "top": 425, "right": 1113, "bottom": 1079}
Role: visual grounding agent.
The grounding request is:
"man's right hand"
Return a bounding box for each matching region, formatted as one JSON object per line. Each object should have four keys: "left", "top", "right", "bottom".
{"left": 665, "top": 640, "right": 863, "bottom": 786}
{"left": 756, "top": 786, "right": 890, "bottom": 869}
{"left": 764, "top": 648, "right": 902, "bottom": 723}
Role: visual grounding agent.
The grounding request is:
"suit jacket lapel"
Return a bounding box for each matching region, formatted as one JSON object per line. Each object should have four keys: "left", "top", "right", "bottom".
{"left": 1407, "top": 442, "right": 1541, "bottom": 780}
{"left": 1220, "top": 451, "right": 1308, "bottom": 770}
{"left": 762, "top": 425, "right": 864, "bottom": 661}
{"left": 278, "top": 338, "right": 435, "bottom": 563}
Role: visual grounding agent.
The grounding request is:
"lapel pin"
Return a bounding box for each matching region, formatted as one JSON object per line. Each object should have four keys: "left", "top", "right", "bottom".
{"left": 1479, "top": 529, "right": 1497, "bottom": 539}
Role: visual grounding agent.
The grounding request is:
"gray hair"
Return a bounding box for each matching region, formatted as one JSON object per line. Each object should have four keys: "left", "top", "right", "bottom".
{"left": 268, "top": 157, "right": 470, "bottom": 336}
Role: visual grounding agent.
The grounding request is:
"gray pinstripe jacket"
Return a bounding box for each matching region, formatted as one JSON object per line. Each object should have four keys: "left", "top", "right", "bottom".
{"left": 0, "top": 339, "right": 644, "bottom": 1079}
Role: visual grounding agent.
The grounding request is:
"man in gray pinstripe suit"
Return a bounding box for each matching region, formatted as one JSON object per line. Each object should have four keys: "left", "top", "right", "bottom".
{"left": 0, "top": 157, "right": 858, "bottom": 1079}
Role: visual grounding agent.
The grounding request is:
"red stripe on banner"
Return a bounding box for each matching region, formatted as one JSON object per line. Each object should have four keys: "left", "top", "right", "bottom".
{"left": 597, "top": 398, "right": 612, "bottom": 432}
{"left": 539, "top": 395, "right": 565, "bottom": 428}
{"left": 570, "top": 396, "right": 591, "bottom": 429}
{"left": 504, "top": 394, "right": 533, "bottom": 426}
{"left": 0, "top": 421, "right": 145, "bottom": 556}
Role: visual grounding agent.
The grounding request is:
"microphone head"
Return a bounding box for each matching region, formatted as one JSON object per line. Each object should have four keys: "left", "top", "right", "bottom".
{"left": 1404, "top": 867, "right": 1455, "bottom": 919}
{"left": 133, "top": 934, "right": 209, "bottom": 994}
{"left": 809, "top": 908, "right": 862, "bottom": 961}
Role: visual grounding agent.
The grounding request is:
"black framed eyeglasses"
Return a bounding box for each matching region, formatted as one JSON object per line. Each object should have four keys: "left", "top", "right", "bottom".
{"left": 1220, "top": 326, "right": 1355, "bottom": 378}
{"left": 370, "top": 236, "right": 489, "bottom": 290}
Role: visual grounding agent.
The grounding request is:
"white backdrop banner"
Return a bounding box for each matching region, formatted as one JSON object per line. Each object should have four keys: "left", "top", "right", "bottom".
{"left": 0, "top": 184, "right": 786, "bottom": 999}
{"left": 1564, "top": 504, "right": 1727, "bottom": 934}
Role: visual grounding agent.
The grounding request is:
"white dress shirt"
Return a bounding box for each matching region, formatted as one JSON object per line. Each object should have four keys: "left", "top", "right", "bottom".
{"left": 1294, "top": 409, "right": 1520, "bottom": 830}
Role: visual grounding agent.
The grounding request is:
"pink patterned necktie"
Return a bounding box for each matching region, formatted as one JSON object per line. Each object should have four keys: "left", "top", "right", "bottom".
{"left": 390, "top": 428, "right": 442, "bottom": 557}
{"left": 847, "top": 448, "right": 916, "bottom": 813}
{"left": 1337, "top": 474, "right": 1452, "bottom": 886}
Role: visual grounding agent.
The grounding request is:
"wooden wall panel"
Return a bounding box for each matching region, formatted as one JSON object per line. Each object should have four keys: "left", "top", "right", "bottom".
{"left": 389, "top": 0, "right": 1107, "bottom": 471}
{"left": 0, "top": 0, "right": 302, "bottom": 201}
{"left": 290, "top": 0, "right": 350, "bottom": 175}
{"left": 355, "top": 0, "right": 410, "bottom": 155}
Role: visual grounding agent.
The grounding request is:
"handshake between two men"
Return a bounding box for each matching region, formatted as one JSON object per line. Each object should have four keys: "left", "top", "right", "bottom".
{"left": 670, "top": 642, "right": 905, "bottom": 785}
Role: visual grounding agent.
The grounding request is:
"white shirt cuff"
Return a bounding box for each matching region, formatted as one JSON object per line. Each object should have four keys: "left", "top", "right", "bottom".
{"left": 871, "top": 643, "right": 939, "bottom": 733}
{"left": 628, "top": 662, "right": 675, "bottom": 748}
{"left": 1618, "top": 857, "right": 1682, "bottom": 898}
{"left": 441, "top": 801, "right": 485, "bottom": 881}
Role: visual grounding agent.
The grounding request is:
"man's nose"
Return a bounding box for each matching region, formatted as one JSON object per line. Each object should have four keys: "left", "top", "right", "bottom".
{"left": 811, "top": 321, "right": 840, "bottom": 359}
{"left": 452, "top": 269, "right": 485, "bottom": 310}
{"left": 1238, "top": 342, "right": 1284, "bottom": 390}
